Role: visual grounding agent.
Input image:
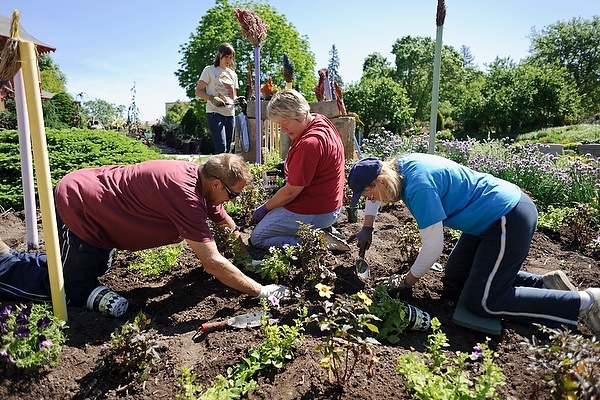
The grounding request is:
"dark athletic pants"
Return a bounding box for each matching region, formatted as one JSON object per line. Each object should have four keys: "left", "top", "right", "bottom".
{"left": 444, "top": 192, "right": 581, "bottom": 329}
{"left": 0, "top": 213, "right": 113, "bottom": 307}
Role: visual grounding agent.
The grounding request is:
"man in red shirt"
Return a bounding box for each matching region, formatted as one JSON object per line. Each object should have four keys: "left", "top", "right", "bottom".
{"left": 250, "top": 89, "right": 346, "bottom": 249}
{"left": 0, "top": 154, "right": 290, "bottom": 317}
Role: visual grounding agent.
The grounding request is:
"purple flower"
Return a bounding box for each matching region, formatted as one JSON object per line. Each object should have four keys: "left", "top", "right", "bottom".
{"left": 16, "top": 304, "right": 32, "bottom": 325}
{"left": 0, "top": 350, "right": 16, "bottom": 365}
{"left": 37, "top": 316, "right": 52, "bottom": 329}
{"left": 14, "top": 326, "right": 30, "bottom": 338}
{"left": 0, "top": 305, "right": 12, "bottom": 322}
{"left": 268, "top": 295, "right": 280, "bottom": 309}
{"left": 38, "top": 335, "right": 53, "bottom": 349}
{"left": 470, "top": 345, "right": 483, "bottom": 360}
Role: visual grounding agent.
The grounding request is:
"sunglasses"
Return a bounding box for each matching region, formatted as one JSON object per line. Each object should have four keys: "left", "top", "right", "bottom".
{"left": 214, "top": 176, "right": 240, "bottom": 199}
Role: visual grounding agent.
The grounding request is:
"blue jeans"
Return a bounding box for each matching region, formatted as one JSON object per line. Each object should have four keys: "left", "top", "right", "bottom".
{"left": 444, "top": 192, "right": 580, "bottom": 329}
{"left": 207, "top": 112, "right": 234, "bottom": 154}
{"left": 250, "top": 206, "right": 342, "bottom": 249}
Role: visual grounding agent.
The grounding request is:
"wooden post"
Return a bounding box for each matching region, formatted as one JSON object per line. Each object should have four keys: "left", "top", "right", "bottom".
{"left": 19, "top": 40, "right": 68, "bottom": 321}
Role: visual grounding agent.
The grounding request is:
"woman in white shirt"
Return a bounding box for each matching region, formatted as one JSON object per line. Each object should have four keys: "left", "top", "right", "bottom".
{"left": 195, "top": 43, "right": 239, "bottom": 154}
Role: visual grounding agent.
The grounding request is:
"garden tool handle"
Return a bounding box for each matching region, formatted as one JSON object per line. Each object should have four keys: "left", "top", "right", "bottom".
{"left": 358, "top": 243, "right": 367, "bottom": 259}
{"left": 200, "top": 320, "right": 229, "bottom": 333}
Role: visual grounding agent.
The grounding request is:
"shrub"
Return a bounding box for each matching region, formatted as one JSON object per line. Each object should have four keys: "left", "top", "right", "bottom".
{"left": 525, "top": 324, "right": 600, "bottom": 399}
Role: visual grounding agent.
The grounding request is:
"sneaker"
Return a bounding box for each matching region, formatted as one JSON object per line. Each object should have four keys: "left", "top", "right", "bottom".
{"left": 86, "top": 285, "right": 129, "bottom": 317}
{"left": 580, "top": 288, "right": 600, "bottom": 335}
{"left": 542, "top": 270, "right": 577, "bottom": 291}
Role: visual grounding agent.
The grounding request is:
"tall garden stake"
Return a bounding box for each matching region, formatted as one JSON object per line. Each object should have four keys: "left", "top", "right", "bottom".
{"left": 235, "top": 8, "right": 268, "bottom": 164}
{"left": 428, "top": 0, "right": 446, "bottom": 154}
{"left": 0, "top": 11, "right": 68, "bottom": 320}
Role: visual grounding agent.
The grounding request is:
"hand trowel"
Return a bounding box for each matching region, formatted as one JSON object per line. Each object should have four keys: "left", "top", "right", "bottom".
{"left": 355, "top": 243, "right": 371, "bottom": 279}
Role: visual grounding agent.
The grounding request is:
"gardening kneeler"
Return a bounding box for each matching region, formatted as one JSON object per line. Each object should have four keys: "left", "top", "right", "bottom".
{"left": 452, "top": 290, "right": 502, "bottom": 336}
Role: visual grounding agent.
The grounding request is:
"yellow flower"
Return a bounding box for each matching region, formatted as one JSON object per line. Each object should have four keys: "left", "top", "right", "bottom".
{"left": 356, "top": 291, "right": 372, "bottom": 307}
{"left": 315, "top": 283, "right": 333, "bottom": 298}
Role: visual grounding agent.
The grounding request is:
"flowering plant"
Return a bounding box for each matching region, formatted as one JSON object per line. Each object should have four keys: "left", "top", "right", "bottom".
{"left": 0, "top": 302, "right": 68, "bottom": 373}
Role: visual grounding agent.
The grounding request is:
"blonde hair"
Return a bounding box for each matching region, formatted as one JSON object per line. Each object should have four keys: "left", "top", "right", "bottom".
{"left": 367, "top": 158, "right": 402, "bottom": 203}
{"left": 267, "top": 89, "right": 311, "bottom": 122}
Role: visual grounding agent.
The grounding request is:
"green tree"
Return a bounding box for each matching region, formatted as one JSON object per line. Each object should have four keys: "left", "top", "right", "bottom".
{"left": 391, "top": 35, "right": 464, "bottom": 123}
{"left": 362, "top": 52, "right": 394, "bottom": 80}
{"left": 528, "top": 16, "right": 600, "bottom": 115}
{"left": 47, "top": 92, "right": 76, "bottom": 128}
{"left": 38, "top": 54, "right": 67, "bottom": 94}
{"left": 180, "top": 108, "right": 200, "bottom": 139}
{"left": 344, "top": 76, "right": 413, "bottom": 136}
{"left": 165, "top": 100, "right": 192, "bottom": 125}
{"left": 327, "top": 44, "right": 342, "bottom": 86}
{"left": 176, "top": 0, "right": 317, "bottom": 101}
{"left": 473, "top": 57, "right": 579, "bottom": 134}
{"left": 81, "top": 99, "right": 126, "bottom": 128}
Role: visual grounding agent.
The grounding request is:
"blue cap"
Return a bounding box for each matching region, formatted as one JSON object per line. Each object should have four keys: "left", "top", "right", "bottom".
{"left": 348, "top": 157, "right": 383, "bottom": 207}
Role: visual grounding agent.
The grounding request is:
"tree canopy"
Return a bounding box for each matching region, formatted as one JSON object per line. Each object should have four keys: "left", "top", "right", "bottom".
{"left": 528, "top": 15, "right": 600, "bottom": 114}
{"left": 175, "top": 0, "right": 317, "bottom": 101}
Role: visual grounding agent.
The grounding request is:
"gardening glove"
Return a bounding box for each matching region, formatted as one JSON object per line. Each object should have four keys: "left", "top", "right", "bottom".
{"left": 356, "top": 227, "right": 374, "bottom": 251}
{"left": 209, "top": 95, "right": 226, "bottom": 107}
{"left": 251, "top": 203, "right": 269, "bottom": 225}
{"left": 258, "top": 284, "right": 292, "bottom": 300}
{"left": 375, "top": 273, "right": 412, "bottom": 292}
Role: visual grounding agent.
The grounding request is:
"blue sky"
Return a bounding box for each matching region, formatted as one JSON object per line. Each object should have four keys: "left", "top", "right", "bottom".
{"left": 1, "top": 1, "right": 596, "bottom": 122}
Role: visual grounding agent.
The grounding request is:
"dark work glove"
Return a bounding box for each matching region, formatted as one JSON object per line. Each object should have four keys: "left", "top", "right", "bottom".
{"left": 251, "top": 203, "right": 269, "bottom": 225}
{"left": 357, "top": 227, "right": 374, "bottom": 251}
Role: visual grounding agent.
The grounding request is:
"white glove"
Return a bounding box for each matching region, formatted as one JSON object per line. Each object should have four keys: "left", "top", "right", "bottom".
{"left": 375, "top": 273, "right": 412, "bottom": 292}
{"left": 258, "top": 284, "right": 292, "bottom": 300}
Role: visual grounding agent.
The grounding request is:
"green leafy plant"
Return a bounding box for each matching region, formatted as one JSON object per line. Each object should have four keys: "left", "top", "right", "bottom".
{"left": 537, "top": 205, "right": 573, "bottom": 231}
{"left": 369, "top": 285, "right": 412, "bottom": 344}
{"left": 222, "top": 199, "right": 245, "bottom": 216}
{"left": 199, "top": 305, "right": 308, "bottom": 399}
{"left": 128, "top": 244, "right": 183, "bottom": 277}
{"left": 211, "top": 224, "right": 252, "bottom": 268}
{"left": 564, "top": 202, "right": 597, "bottom": 248}
{"left": 0, "top": 302, "right": 68, "bottom": 373}
{"left": 392, "top": 219, "right": 421, "bottom": 265}
{"left": 525, "top": 324, "right": 600, "bottom": 399}
{"left": 176, "top": 366, "right": 204, "bottom": 400}
{"left": 96, "top": 312, "right": 161, "bottom": 383}
{"left": 311, "top": 290, "right": 380, "bottom": 386}
{"left": 397, "top": 318, "right": 505, "bottom": 399}
{"left": 295, "top": 222, "right": 336, "bottom": 285}
{"left": 247, "top": 244, "right": 299, "bottom": 283}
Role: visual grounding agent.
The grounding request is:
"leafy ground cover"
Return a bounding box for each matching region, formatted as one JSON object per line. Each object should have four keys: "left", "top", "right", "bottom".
{"left": 1, "top": 200, "right": 599, "bottom": 399}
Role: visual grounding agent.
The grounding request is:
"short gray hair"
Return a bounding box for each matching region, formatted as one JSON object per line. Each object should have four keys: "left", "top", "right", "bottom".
{"left": 267, "top": 89, "right": 310, "bottom": 122}
{"left": 200, "top": 153, "right": 253, "bottom": 187}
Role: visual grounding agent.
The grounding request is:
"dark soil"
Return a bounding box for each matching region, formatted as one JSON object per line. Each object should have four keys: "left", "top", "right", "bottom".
{"left": 0, "top": 203, "right": 599, "bottom": 400}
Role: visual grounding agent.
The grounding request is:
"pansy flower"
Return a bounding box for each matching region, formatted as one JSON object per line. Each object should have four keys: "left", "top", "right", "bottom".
{"left": 38, "top": 335, "right": 53, "bottom": 349}
{"left": 14, "top": 326, "right": 30, "bottom": 338}
{"left": 315, "top": 283, "right": 333, "bottom": 298}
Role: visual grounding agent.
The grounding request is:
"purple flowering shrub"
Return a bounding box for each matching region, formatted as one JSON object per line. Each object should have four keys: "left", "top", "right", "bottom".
{"left": 0, "top": 302, "right": 67, "bottom": 373}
